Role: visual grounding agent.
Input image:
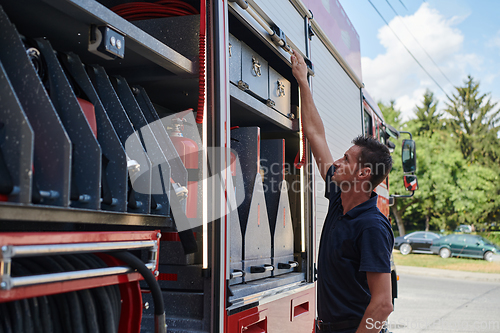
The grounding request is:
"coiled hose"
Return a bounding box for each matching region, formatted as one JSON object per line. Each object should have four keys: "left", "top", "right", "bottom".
{"left": 1, "top": 254, "right": 122, "bottom": 333}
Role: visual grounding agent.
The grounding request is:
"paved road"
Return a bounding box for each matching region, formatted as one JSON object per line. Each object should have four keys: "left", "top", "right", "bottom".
{"left": 386, "top": 273, "right": 500, "bottom": 333}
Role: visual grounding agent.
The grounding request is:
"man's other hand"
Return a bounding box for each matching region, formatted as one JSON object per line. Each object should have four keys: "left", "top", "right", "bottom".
{"left": 291, "top": 50, "right": 308, "bottom": 87}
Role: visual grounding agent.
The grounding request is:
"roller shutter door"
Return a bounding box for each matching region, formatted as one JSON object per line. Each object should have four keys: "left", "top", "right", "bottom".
{"left": 251, "top": 0, "right": 306, "bottom": 55}
{"left": 310, "top": 38, "right": 362, "bottom": 260}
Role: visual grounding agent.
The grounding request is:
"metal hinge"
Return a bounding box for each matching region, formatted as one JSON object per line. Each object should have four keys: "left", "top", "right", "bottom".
{"left": 237, "top": 80, "right": 249, "bottom": 91}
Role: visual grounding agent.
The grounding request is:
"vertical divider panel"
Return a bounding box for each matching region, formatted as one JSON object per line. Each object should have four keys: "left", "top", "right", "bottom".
{"left": 0, "top": 7, "right": 71, "bottom": 207}
{"left": 62, "top": 55, "right": 128, "bottom": 212}
{"left": 112, "top": 76, "right": 170, "bottom": 217}
{"left": 134, "top": 86, "right": 188, "bottom": 191}
{"left": 35, "top": 38, "right": 102, "bottom": 210}
{"left": 0, "top": 62, "right": 34, "bottom": 204}
{"left": 85, "top": 64, "right": 150, "bottom": 214}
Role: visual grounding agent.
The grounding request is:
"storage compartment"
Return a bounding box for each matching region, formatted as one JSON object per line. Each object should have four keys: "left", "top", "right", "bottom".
{"left": 227, "top": 9, "right": 308, "bottom": 307}
{"left": 0, "top": 1, "right": 210, "bottom": 332}
{"left": 229, "top": 32, "right": 296, "bottom": 128}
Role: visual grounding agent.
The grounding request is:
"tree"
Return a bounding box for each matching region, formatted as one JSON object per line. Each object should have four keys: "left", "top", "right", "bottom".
{"left": 445, "top": 75, "right": 500, "bottom": 166}
{"left": 380, "top": 101, "right": 414, "bottom": 236}
{"left": 379, "top": 100, "right": 403, "bottom": 130}
{"left": 413, "top": 90, "right": 442, "bottom": 136}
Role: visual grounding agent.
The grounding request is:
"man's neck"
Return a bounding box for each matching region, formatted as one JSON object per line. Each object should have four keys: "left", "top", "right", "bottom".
{"left": 340, "top": 191, "right": 372, "bottom": 215}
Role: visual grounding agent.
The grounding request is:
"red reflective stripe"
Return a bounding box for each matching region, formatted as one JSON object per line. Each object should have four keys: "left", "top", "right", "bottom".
{"left": 257, "top": 204, "right": 260, "bottom": 226}
{"left": 160, "top": 232, "right": 197, "bottom": 242}
{"left": 283, "top": 207, "right": 286, "bottom": 227}
{"left": 158, "top": 273, "right": 178, "bottom": 281}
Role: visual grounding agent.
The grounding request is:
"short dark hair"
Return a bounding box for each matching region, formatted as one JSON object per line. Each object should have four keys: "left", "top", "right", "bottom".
{"left": 352, "top": 135, "right": 392, "bottom": 188}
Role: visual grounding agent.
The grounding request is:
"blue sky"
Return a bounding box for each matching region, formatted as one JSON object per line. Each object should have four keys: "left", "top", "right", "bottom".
{"left": 339, "top": 0, "right": 500, "bottom": 121}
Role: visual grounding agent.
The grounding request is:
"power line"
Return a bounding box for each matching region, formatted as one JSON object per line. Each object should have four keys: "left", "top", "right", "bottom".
{"left": 384, "top": 0, "right": 455, "bottom": 87}
{"left": 367, "top": 0, "right": 452, "bottom": 100}
{"left": 397, "top": 0, "right": 407, "bottom": 11}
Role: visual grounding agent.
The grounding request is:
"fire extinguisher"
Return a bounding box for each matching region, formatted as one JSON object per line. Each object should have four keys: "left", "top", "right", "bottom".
{"left": 169, "top": 117, "right": 198, "bottom": 218}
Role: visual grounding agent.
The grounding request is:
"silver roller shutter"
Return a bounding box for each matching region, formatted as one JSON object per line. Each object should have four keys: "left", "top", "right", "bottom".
{"left": 310, "top": 37, "right": 362, "bottom": 260}
{"left": 250, "top": 0, "right": 307, "bottom": 55}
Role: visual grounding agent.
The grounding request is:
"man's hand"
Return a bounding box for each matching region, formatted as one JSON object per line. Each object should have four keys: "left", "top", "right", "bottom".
{"left": 291, "top": 50, "right": 308, "bottom": 87}
{"left": 356, "top": 272, "right": 393, "bottom": 333}
{"left": 290, "top": 49, "right": 333, "bottom": 180}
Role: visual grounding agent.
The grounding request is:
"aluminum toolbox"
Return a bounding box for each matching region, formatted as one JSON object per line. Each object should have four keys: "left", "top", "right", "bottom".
{"left": 229, "top": 33, "right": 242, "bottom": 85}
{"left": 268, "top": 66, "right": 291, "bottom": 118}
{"left": 241, "top": 43, "right": 269, "bottom": 102}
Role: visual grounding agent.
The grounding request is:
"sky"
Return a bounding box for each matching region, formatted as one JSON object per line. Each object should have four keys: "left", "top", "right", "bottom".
{"left": 339, "top": 0, "right": 500, "bottom": 121}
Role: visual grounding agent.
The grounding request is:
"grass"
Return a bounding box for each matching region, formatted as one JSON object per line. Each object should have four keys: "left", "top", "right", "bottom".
{"left": 393, "top": 251, "right": 500, "bottom": 274}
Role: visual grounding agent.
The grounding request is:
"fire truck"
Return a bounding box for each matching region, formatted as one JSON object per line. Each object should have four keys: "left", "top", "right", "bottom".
{"left": 0, "top": 0, "right": 417, "bottom": 332}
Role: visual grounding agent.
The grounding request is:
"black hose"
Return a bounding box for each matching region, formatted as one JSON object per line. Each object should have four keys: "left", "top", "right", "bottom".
{"left": 88, "top": 254, "right": 121, "bottom": 330}
{"left": 21, "top": 299, "right": 34, "bottom": 333}
{"left": 0, "top": 302, "right": 13, "bottom": 333}
{"left": 46, "top": 293, "right": 63, "bottom": 333}
{"left": 38, "top": 296, "right": 53, "bottom": 333}
{"left": 73, "top": 254, "right": 105, "bottom": 333}
{"left": 108, "top": 251, "right": 164, "bottom": 316}
{"left": 77, "top": 254, "right": 116, "bottom": 333}
{"left": 10, "top": 262, "right": 31, "bottom": 333}
{"left": 27, "top": 297, "right": 41, "bottom": 333}
{"left": 17, "top": 258, "right": 55, "bottom": 333}
{"left": 51, "top": 255, "right": 84, "bottom": 333}
{"left": 36, "top": 256, "right": 73, "bottom": 332}
{"left": 7, "top": 301, "right": 23, "bottom": 332}
{"left": 64, "top": 254, "right": 100, "bottom": 333}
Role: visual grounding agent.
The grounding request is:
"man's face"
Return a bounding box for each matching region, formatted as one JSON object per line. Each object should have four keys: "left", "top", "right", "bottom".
{"left": 331, "top": 145, "right": 363, "bottom": 188}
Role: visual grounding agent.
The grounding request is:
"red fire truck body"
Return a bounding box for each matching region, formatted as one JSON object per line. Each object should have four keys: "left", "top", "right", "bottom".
{"left": 0, "top": 0, "right": 412, "bottom": 332}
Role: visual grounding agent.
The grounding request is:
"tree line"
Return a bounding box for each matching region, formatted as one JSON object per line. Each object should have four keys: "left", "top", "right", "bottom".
{"left": 380, "top": 76, "right": 500, "bottom": 236}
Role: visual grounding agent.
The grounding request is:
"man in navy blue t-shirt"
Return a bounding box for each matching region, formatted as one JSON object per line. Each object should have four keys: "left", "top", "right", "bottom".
{"left": 291, "top": 50, "right": 395, "bottom": 333}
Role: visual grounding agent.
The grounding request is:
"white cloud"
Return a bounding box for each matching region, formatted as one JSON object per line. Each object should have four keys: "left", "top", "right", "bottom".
{"left": 486, "top": 30, "right": 500, "bottom": 50}
{"left": 361, "top": 3, "right": 478, "bottom": 121}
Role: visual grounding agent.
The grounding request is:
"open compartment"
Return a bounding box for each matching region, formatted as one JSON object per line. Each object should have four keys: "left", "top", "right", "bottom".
{"left": 227, "top": 9, "right": 309, "bottom": 306}
{"left": 0, "top": 1, "right": 210, "bottom": 331}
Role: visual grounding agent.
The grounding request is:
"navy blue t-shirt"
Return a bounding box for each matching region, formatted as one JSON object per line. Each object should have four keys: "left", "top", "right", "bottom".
{"left": 317, "top": 165, "right": 394, "bottom": 322}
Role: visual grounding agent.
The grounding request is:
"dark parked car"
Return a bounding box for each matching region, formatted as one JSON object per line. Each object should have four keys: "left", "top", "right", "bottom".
{"left": 394, "top": 231, "right": 441, "bottom": 255}
{"left": 430, "top": 234, "right": 500, "bottom": 261}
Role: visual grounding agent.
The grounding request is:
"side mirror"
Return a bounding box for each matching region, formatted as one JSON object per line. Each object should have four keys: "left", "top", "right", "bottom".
{"left": 403, "top": 175, "right": 418, "bottom": 191}
{"left": 386, "top": 140, "right": 395, "bottom": 153}
{"left": 402, "top": 139, "right": 417, "bottom": 173}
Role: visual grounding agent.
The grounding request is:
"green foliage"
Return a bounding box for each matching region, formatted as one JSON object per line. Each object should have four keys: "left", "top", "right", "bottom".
{"left": 445, "top": 75, "right": 500, "bottom": 166}
{"left": 381, "top": 76, "right": 500, "bottom": 234}
{"left": 477, "top": 231, "right": 500, "bottom": 247}
{"left": 411, "top": 89, "right": 443, "bottom": 135}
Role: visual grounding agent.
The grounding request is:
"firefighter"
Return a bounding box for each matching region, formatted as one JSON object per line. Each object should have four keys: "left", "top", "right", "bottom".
{"left": 291, "top": 50, "right": 394, "bottom": 333}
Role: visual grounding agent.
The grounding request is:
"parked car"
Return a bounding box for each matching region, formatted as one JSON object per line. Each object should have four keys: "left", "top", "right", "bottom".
{"left": 394, "top": 231, "right": 441, "bottom": 255}
{"left": 454, "top": 224, "right": 472, "bottom": 233}
{"left": 430, "top": 234, "right": 500, "bottom": 261}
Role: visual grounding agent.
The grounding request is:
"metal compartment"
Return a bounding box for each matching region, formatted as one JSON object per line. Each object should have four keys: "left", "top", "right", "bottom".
{"left": 241, "top": 43, "right": 269, "bottom": 103}
{"left": 229, "top": 33, "right": 242, "bottom": 85}
{"left": 268, "top": 66, "right": 292, "bottom": 118}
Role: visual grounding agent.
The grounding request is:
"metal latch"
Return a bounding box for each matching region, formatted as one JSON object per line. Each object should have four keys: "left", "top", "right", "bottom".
{"left": 270, "top": 25, "right": 291, "bottom": 53}
{"left": 237, "top": 80, "right": 249, "bottom": 91}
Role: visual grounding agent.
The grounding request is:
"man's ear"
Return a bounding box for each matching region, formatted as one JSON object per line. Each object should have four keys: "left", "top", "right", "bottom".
{"left": 359, "top": 167, "right": 372, "bottom": 179}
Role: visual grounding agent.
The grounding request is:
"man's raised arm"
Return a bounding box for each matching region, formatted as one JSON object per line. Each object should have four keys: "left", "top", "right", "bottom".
{"left": 291, "top": 50, "right": 333, "bottom": 180}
